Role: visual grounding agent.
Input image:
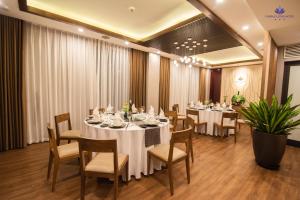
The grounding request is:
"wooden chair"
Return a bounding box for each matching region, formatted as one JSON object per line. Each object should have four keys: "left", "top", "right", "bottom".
{"left": 54, "top": 113, "right": 81, "bottom": 145}
{"left": 186, "top": 109, "right": 207, "bottom": 134}
{"left": 138, "top": 106, "right": 145, "bottom": 113}
{"left": 78, "top": 138, "right": 129, "bottom": 200}
{"left": 172, "top": 104, "right": 186, "bottom": 128}
{"left": 184, "top": 116, "right": 195, "bottom": 163}
{"left": 89, "top": 108, "right": 105, "bottom": 115}
{"left": 165, "top": 111, "right": 178, "bottom": 132}
{"left": 213, "top": 112, "right": 238, "bottom": 143}
{"left": 232, "top": 105, "right": 246, "bottom": 132}
{"left": 47, "top": 125, "right": 79, "bottom": 192}
{"left": 147, "top": 127, "right": 192, "bottom": 195}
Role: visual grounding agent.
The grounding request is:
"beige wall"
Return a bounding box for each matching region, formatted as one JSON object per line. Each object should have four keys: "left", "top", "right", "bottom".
{"left": 220, "top": 65, "right": 262, "bottom": 104}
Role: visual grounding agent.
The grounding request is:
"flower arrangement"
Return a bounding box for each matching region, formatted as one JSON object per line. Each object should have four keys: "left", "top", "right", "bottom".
{"left": 231, "top": 91, "right": 246, "bottom": 106}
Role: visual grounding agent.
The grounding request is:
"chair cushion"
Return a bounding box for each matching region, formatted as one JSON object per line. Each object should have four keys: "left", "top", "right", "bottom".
{"left": 148, "top": 144, "right": 187, "bottom": 162}
{"left": 177, "top": 115, "right": 186, "bottom": 120}
{"left": 237, "top": 119, "right": 246, "bottom": 124}
{"left": 57, "top": 142, "right": 79, "bottom": 159}
{"left": 85, "top": 153, "right": 128, "bottom": 174}
{"left": 61, "top": 130, "right": 81, "bottom": 138}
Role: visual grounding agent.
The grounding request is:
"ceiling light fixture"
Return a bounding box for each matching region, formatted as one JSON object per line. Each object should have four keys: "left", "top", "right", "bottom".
{"left": 257, "top": 42, "right": 263, "bottom": 47}
{"left": 189, "top": 48, "right": 193, "bottom": 50}
{"left": 203, "top": 39, "right": 208, "bottom": 42}
{"left": 187, "top": 37, "right": 192, "bottom": 41}
{"left": 184, "top": 41, "right": 188, "bottom": 44}
{"left": 203, "top": 44, "right": 208, "bottom": 48}
{"left": 197, "top": 43, "right": 201, "bottom": 46}
{"left": 174, "top": 42, "right": 178, "bottom": 45}
{"left": 128, "top": 6, "right": 135, "bottom": 12}
{"left": 176, "top": 46, "right": 180, "bottom": 49}
{"left": 181, "top": 44, "right": 185, "bottom": 47}
{"left": 216, "top": 0, "right": 224, "bottom": 4}
{"left": 192, "top": 41, "right": 197, "bottom": 44}
{"left": 78, "top": 28, "right": 84, "bottom": 32}
{"left": 124, "top": 41, "right": 129, "bottom": 45}
{"left": 242, "top": 25, "right": 249, "bottom": 31}
{"left": 193, "top": 45, "right": 196, "bottom": 48}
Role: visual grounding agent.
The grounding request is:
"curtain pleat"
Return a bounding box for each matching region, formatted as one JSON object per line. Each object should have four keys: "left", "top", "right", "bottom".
{"left": 159, "top": 57, "right": 170, "bottom": 111}
{"left": 24, "top": 23, "right": 130, "bottom": 144}
{"left": 129, "top": 49, "right": 147, "bottom": 108}
{"left": 0, "top": 15, "right": 24, "bottom": 151}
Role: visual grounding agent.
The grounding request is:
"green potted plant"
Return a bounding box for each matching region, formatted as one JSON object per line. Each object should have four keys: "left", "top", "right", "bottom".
{"left": 231, "top": 91, "right": 246, "bottom": 106}
{"left": 240, "top": 95, "right": 300, "bottom": 169}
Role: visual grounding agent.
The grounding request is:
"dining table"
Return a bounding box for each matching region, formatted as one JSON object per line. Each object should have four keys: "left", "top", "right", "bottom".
{"left": 82, "top": 113, "right": 171, "bottom": 180}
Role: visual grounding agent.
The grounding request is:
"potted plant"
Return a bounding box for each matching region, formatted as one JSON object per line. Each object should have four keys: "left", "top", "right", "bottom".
{"left": 240, "top": 95, "right": 300, "bottom": 169}
{"left": 231, "top": 91, "right": 246, "bottom": 106}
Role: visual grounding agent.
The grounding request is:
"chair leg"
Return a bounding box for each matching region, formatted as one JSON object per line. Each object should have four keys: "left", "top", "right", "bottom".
{"left": 190, "top": 140, "right": 194, "bottom": 163}
{"left": 168, "top": 165, "right": 174, "bottom": 195}
{"left": 80, "top": 174, "right": 86, "bottom": 200}
{"left": 213, "top": 125, "right": 215, "bottom": 136}
{"left": 234, "top": 129, "right": 237, "bottom": 143}
{"left": 68, "top": 139, "right": 71, "bottom": 144}
{"left": 147, "top": 152, "right": 151, "bottom": 175}
{"left": 52, "top": 160, "right": 60, "bottom": 192}
{"left": 47, "top": 152, "right": 53, "bottom": 180}
{"left": 205, "top": 124, "right": 207, "bottom": 135}
{"left": 185, "top": 157, "right": 190, "bottom": 184}
{"left": 125, "top": 161, "right": 129, "bottom": 184}
{"left": 114, "top": 174, "right": 119, "bottom": 200}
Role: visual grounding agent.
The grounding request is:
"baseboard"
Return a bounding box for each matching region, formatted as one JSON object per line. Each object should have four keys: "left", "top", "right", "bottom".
{"left": 287, "top": 139, "right": 300, "bottom": 147}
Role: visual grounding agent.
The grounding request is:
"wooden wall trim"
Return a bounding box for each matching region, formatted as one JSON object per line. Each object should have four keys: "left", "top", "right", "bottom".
{"left": 211, "top": 59, "right": 262, "bottom": 68}
{"left": 187, "top": 0, "right": 262, "bottom": 59}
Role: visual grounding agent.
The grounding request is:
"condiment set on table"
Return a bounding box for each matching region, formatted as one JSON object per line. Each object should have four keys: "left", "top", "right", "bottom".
{"left": 189, "top": 101, "right": 234, "bottom": 112}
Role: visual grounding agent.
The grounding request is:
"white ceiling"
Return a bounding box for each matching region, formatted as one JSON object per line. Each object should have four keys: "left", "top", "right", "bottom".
{"left": 194, "top": 46, "right": 259, "bottom": 65}
{"left": 199, "top": 0, "right": 265, "bottom": 54}
{"left": 247, "top": 0, "right": 300, "bottom": 46}
{"left": 26, "top": 0, "right": 201, "bottom": 40}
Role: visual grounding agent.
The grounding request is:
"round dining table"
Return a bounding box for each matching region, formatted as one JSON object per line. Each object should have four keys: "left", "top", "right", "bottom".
{"left": 83, "top": 118, "right": 171, "bottom": 180}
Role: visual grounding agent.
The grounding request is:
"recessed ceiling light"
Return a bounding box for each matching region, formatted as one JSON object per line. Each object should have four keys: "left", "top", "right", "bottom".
{"left": 216, "top": 0, "right": 224, "bottom": 4}
{"left": 242, "top": 25, "right": 250, "bottom": 31}
{"left": 184, "top": 41, "right": 188, "bottom": 44}
{"left": 78, "top": 28, "right": 84, "bottom": 32}
{"left": 187, "top": 37, "right": 192, "bottom": 41}
{"left": 192, "top": 41, "right": 197, "bottom": 43}
{"left": 189, "top": 48, "right": 193, "bottom": 50}
{"left": 181, "top": 44, "right": 185, "bottom": 47}
{"left": 197, "top": 43, "right": 201, "bottom": 45}
{"left": 156, "top": 50, "right": 160, "bottom": 54}
{"left": 124, "top": 41, "right": 129, "bottom": 45}
{"left": 193, "top": 45, "right": 196, "bottom": 48}
{"left": 203, "top": 39, "right": 208, "bottom": 42}
{"left": 176, "top": 46, "right": 180, "bottom": 49}
{"left": 257, "top": 42, "right": 263, "bottom": 46}
{"left": 174, "top": 42, "right": 178, "bottom": 45}
{"left": 186, "top": 46, "right": 189, "bottom": 49}
{"left": 128, "top": 6, "right": 135, "bottom": 12}
{"left": 203, "top": 44, "right": 208, "bottom": 48}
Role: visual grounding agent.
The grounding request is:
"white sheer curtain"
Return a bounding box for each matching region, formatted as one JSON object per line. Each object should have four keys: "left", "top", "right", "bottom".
{"left": 24, "top": 23, "right": 130, "bottom": 144}
{"left": 169, "top": 60, "right": 199, "bottom": 114}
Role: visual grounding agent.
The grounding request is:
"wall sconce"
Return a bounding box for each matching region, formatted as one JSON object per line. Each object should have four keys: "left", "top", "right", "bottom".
{"left": 235, "top": 75, "right": 246, "bottom": 88}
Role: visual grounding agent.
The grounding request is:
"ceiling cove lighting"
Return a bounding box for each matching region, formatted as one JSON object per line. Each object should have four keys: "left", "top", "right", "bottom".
{"left": 242, "top": 25, "right": 249, "bottom": 31}
{"left": 78, "top": 27, "right": 84, "bottom": 32}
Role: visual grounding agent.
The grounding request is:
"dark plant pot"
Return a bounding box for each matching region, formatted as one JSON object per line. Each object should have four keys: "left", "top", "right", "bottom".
{"left": 252, "top": 130, "right": 287, "bottom": 170}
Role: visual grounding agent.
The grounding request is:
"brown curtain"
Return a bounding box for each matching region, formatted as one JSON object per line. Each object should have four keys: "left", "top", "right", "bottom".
{"left": 199, "top": 68, "right": 207, "bottom": 101}
{"left": 0, "top": 15, "right": 24, "bottom": 152}
{"left": 129, "top": 49, "right": 147, "bottom": 107}
{"left": 159, "top": 57, "right": 170, "bottom": 111}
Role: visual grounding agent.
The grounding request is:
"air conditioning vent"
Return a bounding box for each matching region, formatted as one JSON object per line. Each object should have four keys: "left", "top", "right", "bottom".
{"left": 284, "top": 44, "right": 300, "bottom": 59}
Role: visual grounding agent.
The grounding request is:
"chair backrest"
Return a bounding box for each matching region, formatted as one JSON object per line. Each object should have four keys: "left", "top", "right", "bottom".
{"left": 89, "top": 108, "right": 105, "bottom": 115}
{"left": 165, "top": 111, "right": 178, "bottom": 132}
{"left": 186, "top": 109, "right": 199, "bottom": 123}
{"left": 47, "top": 125, "right": 59, "bottom": 158}
{"left": 168, "top": 128, "right": 192, "bottom": 163}
{"left": 78, "top": 138, "right": 118, "bottom": 173}
{"left": 221, "top": 112, "right": 238, "bottom": 127}
{"left": 172, "top": 104, "right": 179, "bottom": 113}
{"left": 54, "top": 113, "right": 72, "bottom": 140}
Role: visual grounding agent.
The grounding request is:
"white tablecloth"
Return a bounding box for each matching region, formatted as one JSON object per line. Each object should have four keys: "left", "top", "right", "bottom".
{"left": 83, "top": 121, "right": 171, "bottom": 180}
{"left": 187, "top": 109, "right": 235, "bottom": 135}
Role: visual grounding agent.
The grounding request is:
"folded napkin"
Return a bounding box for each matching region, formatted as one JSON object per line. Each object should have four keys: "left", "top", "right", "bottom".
{"left": 148, "top": 105, "right": 155, "bottom": 115}
{"left": 92, "top": 107, "right": 99, "bottom": 115}
{"left": 144, "top": 126, "right": 161, "bottom": 147}
{"left": 159, "top": 108, "right": 165, "bottom": 117}
{"left": 222, "top": 103, "right": 226, "bottom": 108}
{"left": 132, "top": 103, "right": 138, "bottom": 113}
{"left": 106, "top": 104, "right": 113, "bottom": 113}
{"left": 190, "top": 101, "right": 195, "bottom": 107}
{"left": 196, "top": 101, "right": 202, "bottom": 106}
{"left": 229, "top": 104, "right": 233, "bottom": 109}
